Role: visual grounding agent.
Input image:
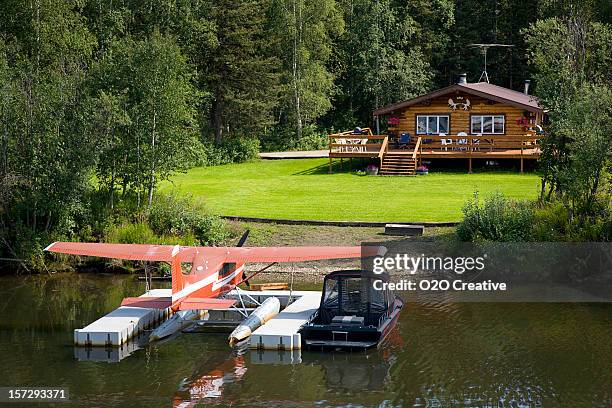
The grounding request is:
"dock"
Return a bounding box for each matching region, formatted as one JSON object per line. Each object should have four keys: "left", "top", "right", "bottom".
{"left": 248, "top": 290, "right": 320, "bottom": 351}
{"left": 74, "top": 288, "right": 173, "bottom": 347}
{"left": 74, "top": 288, "right": 321, "bottom": 351}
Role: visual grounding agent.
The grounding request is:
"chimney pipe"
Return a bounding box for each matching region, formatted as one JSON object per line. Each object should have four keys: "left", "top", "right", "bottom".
{"left": 458, "top": 73, "right": 468, "bottom": 84}
{"left": 523, "top": 79, "right": 531, "bottom": 95}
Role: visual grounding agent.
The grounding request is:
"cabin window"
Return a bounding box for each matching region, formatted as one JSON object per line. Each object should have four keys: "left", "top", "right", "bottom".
{"left": 471, "top": 115, "right": 505, "bottom": 134}
{"left": 416, "top": 115, "right": 449, "bottom": 135}
{"left": 220, "top": 262, "right": 236, "bottom": 278}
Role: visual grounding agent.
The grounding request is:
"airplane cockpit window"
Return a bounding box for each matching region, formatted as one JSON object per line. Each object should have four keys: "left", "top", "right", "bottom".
{"left": 220, "top": 263, "right": 236, "bottom": 278}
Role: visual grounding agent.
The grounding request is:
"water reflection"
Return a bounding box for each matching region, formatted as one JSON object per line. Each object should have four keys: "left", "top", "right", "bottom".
{"left": 302, "top": 328, "right": 403, "bottom": 393}
{"left": 173, "top": 350, "right": 247, "bottom": 407}
{"left": 74, "top": 333, "right": 149, "bottom": 363}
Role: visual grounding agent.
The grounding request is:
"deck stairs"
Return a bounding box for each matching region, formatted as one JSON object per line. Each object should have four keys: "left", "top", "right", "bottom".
{"left": 380, "top": 151, "right": 417, "bottom": 176}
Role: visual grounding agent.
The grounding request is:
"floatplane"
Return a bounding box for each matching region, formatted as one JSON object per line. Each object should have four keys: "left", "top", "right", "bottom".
{"left": 45, "top": 232, "right": 376, "bottom": 342}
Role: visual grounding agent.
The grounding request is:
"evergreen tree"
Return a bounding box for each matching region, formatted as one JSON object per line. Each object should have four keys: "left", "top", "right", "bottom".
{"left": 204, "top": 0, "right": 281, "bottom": 144}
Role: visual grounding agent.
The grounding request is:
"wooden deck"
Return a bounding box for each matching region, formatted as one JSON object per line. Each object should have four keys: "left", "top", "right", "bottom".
{"left": 328, "top": 128, "right": 542, "bottom": 175}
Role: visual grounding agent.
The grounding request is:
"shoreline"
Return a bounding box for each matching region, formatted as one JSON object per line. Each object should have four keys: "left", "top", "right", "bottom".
{"left": 1, "top": 221, "right": 456, "bottom": 275}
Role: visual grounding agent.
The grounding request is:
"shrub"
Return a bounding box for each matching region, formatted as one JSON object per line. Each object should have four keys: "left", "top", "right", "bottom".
{"left": 148, "top": 192, "right": 228, "bottom": 245}
{"left": 260, "top": 124, "right": 328, "bottom": 152}
{"left": 220, "top": 137, "right": 260, "bottom": 163}
{"left": 105, "top": 222, "right": 157, "bottom": 244}
{"left": 532, "top": 200, "right": 612, "bottom": 241}
{"left": 199, "top": 137, "right": 260, "bottom": 166}
{"left": 531, "top": 202, "right": 568, "bottom": 241}
{"left": 457, "top": 192, "right": 535, "bottom": 242}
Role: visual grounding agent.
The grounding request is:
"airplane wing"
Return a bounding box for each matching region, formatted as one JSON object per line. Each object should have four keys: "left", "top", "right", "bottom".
{"left": 202, "top": 246, "right": 382, "bottom": 264}
{"left": 45, "top": 242, "right": 384, "bottom": 264}
{"left": 44, "top": 242, "right": 196, "bottom": 262}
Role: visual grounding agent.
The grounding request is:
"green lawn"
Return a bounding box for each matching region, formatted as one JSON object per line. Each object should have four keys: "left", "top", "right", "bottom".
{"left": 163, "top": 158, "right": 541, "bottom": 222}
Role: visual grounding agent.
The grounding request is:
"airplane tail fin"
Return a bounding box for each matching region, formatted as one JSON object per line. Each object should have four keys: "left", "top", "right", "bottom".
{"left": 171, "top": 246, "right": 184, "bottom": 299}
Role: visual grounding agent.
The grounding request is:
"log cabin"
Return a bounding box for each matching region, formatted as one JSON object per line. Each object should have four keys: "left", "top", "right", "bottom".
{"left": 328, "top": 74, "right": 544, "bottom": 175}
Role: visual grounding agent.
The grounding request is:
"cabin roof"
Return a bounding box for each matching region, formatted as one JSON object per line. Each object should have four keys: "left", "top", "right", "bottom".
{"left": 373, "top": 82, "right": 542, "bottom": 116}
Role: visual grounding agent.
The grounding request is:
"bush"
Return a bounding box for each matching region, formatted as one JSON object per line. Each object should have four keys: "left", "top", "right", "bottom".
{"left": 147, "top": 192, "right": 228, "bottom": 245}
{"left": 101, "top": 192, "right": 228, "bottom": 246}
{"left": 105, "top": 222, "right": 157, "bottom": 244}
{"left": 531, "top": 200, "right": 612, "bottom": 241}
{"left": 199, "top": 137, "right": 260, "bottom": 166}
{"left": 457, "top": 192, "right": 535, "bottom": 242}
{"left": 260, "top": 124, "right": 328, "bottom": 152}
{"left": 531, "top": 202, "right": 568, "bottom": 241}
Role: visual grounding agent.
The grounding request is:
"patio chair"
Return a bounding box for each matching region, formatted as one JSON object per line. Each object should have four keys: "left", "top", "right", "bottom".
{"left": 337, "top": 138, "right": 346, "bottom": 153}
{"left": 359, "top": 138, "right": 368, "bottom": 152}
{"left": 456, "top": 132, "right": 468, "bottom": 151}
{"left": 345, "top": 137, "right": 364, "bottom": 152}
{"left": 398, "top": 133, "right": 411, "bottom": 149}
{"left": 472, "top": 135, "right": 480, "bottom": 151}
{"left": 441, "top": 138, "right": 452, "bottom": 151}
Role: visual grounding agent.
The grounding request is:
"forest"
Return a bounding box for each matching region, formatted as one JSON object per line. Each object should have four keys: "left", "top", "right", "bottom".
{"left": 0, "top": 0, "right": 610, "bottom": 269}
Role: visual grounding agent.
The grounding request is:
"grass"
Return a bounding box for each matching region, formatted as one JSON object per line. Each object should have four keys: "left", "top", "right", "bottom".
{"left": 162, "top": 158, "right": 541, "bottom": 222}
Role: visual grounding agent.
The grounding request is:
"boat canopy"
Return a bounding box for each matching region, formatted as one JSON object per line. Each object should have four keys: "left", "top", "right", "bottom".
{"left": 319, "top": 270, "right": 393, "bottom": 326}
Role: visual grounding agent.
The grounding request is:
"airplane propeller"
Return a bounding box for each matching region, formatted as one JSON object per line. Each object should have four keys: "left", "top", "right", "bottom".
{"left": 236, "top": 230, "right": 250, "bottom": 248}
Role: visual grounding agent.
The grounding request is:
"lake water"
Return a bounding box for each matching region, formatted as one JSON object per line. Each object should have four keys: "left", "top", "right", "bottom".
{"left": 0, "top": 273, "right": 610, "bottom": 407}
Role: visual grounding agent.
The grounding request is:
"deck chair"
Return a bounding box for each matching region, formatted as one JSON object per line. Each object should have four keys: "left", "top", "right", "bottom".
{"left": 456, "top": 132, "right": 468, "bottom": 151}
{"left": 359, "top": 138, "right": 368, "bottom": 152}
{"left": 441, "top": 138, "right": 452, "bottom": 151}
{"left": 473, "top": 134, "right": 481, "bottom": 151}
{"left": 337, "top": 138, "right": 346, "bottom": 153}
{"left": 345, "top": 138, "right": 363, "bottom": 152}
{"left": 438, "top": 133, "right": 447, "bottom": 151}
{"left": 398, "top": 133, "right": 411, "bottom": 149}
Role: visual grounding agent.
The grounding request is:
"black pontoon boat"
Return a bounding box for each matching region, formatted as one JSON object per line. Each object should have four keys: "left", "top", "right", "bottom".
{"left": 300, "top": 270, "right": 403, "bottom": 350}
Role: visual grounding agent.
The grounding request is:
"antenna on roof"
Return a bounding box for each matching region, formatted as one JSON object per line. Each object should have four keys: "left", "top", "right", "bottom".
{"left": 467, "top": 43, "right": 514, "bottom": 83}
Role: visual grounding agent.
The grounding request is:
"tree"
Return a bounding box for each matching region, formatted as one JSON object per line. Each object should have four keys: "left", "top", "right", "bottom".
{"left": 204, "top": 0, "right": 281, "bottom": 144}
{"left": 0, "top": 0, "right": 98, "bottom": 261}
{"left": 88, "top": 90, "right": 131, "bottom": 209}
{"left": 328, "top": 0, "right": 432, "bottom": 128}
{"left": 558, "top": 85, "right": 612, "bottom": 219}
{"left": 92, "top": 32, "right": 200, "bottom": 208}
{"left": 523, "top": 16, "right": 612, "bottom": 218}
{"left": 269, "top": 0, "right": 344, "bottom": 139}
